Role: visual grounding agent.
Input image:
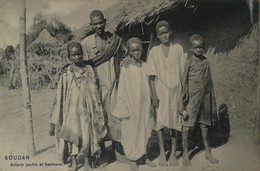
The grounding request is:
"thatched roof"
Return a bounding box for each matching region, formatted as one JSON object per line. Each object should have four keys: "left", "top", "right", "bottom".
{"left": 73, "top": 0, "right": 184, "bottom": 40}
{"left": 30, "top": 29, "right": 60, "bottom": 46}
{"left": 0, "top": 48, "right": 4, "bottom": 61}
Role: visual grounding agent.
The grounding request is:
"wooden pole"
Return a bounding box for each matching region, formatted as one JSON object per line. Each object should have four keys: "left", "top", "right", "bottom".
{"left": 256, "top": 54, "right": 260, "bottom": 137}
{"left": 20, "top": 0, "right": 36, "bottom": 155}
{"left": 256, "top": 6, "right": 260, "bottom": 137}
{"left": 255, "top": 4, "right": 260, "bottom": 137}
{"left": 146, "top": 31, "right": 154, "bottom": 58}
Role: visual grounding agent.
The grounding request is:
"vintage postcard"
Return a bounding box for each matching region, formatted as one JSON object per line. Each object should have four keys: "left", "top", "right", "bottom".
{"left": 0, "top": 0, "right": 259, "bottom": 171}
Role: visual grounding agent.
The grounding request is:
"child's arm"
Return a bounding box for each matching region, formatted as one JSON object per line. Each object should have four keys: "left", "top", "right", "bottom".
{"left": 181, "top": 57, "right": 191, "bottom": 120}
{"left": 209, "top": 65, "right": 218, "bottom": 125}
{"left": 182, "top": 56, "right": 191, "bottom": 106}
{"left": 149, "top": 75, "right": 159, "bottom": 108}
{"left": 49, "top": 123, "right": 55, "bottom": 136}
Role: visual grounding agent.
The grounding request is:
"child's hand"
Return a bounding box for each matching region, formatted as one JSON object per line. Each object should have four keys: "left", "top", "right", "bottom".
{"left": 49, "top": 123, "right": 55, "bottom": 136}
{"left": 182, "top": 110, "right": 189, "bottom": 121}
{"left": 152, "top": 95, "right": 160, "bottom": 108}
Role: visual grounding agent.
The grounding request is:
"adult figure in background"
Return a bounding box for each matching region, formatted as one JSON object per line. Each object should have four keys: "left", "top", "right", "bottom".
{"left": 81, "top": 10, "right": 126, "bottom": 157}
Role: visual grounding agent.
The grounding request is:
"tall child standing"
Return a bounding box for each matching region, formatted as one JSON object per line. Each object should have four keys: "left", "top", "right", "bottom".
{"left": 49, "top": 42, "right": 107, "bottom": 171}
{"left": 147, "top": 20, "right": 187, "bottom": 167}
{"left": 182, "top": 34, "right": 219, "bottom": 166}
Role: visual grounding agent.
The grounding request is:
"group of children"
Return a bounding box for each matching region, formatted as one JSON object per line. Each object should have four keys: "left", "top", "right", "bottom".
{"left": 49, "top": 10, "right": 219, "bottom": 171}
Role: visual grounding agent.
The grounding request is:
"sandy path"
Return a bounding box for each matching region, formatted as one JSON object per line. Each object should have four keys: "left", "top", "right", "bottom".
{"left": 0, "top": 88, "right": 259, "bottom": 171}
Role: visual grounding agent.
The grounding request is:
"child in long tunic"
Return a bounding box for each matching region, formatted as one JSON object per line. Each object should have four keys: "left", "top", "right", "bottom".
{"left": 112, "top": 38, "right": 156, "bottom": 170}
{"left": 49, "top": 42, "right": 107, "bottom": 171}
{"left": 147, "top": 21, "right": 187, "bottom": 167}
{"left": 182, "top": 34, "right": 219, "bottom": 166}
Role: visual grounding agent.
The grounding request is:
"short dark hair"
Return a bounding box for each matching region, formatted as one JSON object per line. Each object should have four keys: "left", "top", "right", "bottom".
{"left": 90, "top": 10, "right": 105, "bottom": 20}
{"left": 156, "top": 20, "right": 171, "bottom": 33}
{"left": 127, "top": 37, "right": 143, "bottom": 50}
{"left": 189, "top": 34, "right": 204, "bottom": 46}
{"left": 67, "top": 42, "right": 83, "bottom": 59}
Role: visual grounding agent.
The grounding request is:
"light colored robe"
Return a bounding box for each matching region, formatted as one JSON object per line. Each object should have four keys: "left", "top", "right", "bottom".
{"left": 147, "top": 43, "right": 187, "bottom": 131}
{"left": 112, "top": 59, "right": 154, "bottom": 160}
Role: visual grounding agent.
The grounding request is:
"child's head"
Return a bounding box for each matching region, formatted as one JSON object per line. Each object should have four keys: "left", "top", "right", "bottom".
{"left": 5, "top": 45, "right": 15, "bottom": 60}
{"left": 127, "top": 37, "right": 143, "bottom": 61}
{"left": 189, "top": 34, "right": 204, "bottom": 57}
{"left": 156, "top": 20, "right": 172, "bottom": 45}
{"left": 67, "top": 42, "right": 83, "bottom": 64}
{"left": 90, "top": 10, "right": 106, "bottom": 36}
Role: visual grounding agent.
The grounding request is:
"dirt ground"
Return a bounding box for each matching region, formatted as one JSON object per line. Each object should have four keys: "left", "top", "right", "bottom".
{"left": 0, "top": 88, "right": 259, "bottom": 171}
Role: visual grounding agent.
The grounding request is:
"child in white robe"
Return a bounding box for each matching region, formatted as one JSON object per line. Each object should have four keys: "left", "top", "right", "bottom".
{"left": 147, "top": 20, "right": 187, "bottom": 167}
{"left": 112, "top": 37, "right": 156, "bottom": 170}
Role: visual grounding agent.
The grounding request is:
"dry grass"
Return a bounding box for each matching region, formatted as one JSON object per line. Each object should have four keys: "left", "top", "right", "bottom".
{"left": 208, "top": 23, "right": 259, "bottom": 130}
{"left": 73, "top": 0, "right": 183, "bottom": 40}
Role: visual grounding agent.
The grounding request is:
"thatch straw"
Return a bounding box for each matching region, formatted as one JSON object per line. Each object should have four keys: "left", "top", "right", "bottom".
{"left": 73, "top": 0, "right": 184, "bottom": 40}
{"left": 30, "top": 29, "right": 60, "bottom": 47}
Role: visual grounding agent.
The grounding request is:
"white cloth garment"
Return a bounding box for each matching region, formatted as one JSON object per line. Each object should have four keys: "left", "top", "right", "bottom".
{"left": 146, "top": 43, "right": 187, "bottom": 131}
{"left": 112, "top": 61, "right": 154, "bottom": 160}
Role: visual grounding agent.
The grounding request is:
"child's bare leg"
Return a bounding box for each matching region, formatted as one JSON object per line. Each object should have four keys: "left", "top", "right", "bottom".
{"left": 182, "top": 126, "right": 192, "bottom": 166}
{"left": 168, "top": 130, "right": 178, "bottom": 166}
{"left": 129, "top": 161, "right": 138, "bottom": 171}
{"left": 71, "top": 155, "right": 77, "bottom": 171}
{"left": 145, "top": 158, "right": 156, "bottom": 168}
{"left": 200, "top": 124, "right": 219, "bottom": 164}
{"left": 115, "top": 151, "right": 137, "bottom": 171}
{"left": 157, "top": 129, "right": 167, "bottom": 167}
{"left": 115, "top": 150, "right": 131, "bottom": 164}
{"left": 100, "top": 140, "right": 108, "bottom": 153}
{"left": 84, "top": 156, "right": 93, "bottom": 171}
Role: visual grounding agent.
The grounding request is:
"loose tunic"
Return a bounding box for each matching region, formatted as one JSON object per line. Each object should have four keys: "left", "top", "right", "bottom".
{"left": 183, "top": 55, "right": 217, "bottom": 127}
{"left": 49, "top": 65, "right": 107, "bottom": 157}
{"left": 147, "top": 43, "right": 186, "bottom": 131}
{"left": 112, "top": 57, "right": 154, "bottom": 160}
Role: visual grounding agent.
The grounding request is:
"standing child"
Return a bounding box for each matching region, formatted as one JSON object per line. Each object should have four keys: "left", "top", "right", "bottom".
{"left": 112, "top": 37, "right": 156, "bottom": 171}
{"left": 49, "top": 42, "right": 107, "bottom": 171}
{"left": 147, "top": 20, "right": 187, "bottom": 167}
{"left": 182, "top": 34, "right": 219, "bottom": 166}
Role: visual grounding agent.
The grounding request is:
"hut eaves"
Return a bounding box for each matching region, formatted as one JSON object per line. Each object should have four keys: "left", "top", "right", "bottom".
{"left": 73, "top": 0, "right": 184, "bottom": 40}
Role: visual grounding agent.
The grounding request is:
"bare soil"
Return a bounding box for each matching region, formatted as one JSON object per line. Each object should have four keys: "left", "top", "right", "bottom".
{"left": 0, "top": 88, "right": 259, "bottom": 171}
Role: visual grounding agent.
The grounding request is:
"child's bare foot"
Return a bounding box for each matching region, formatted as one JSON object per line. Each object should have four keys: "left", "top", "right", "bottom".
{"left": 68, "top": 162, "right": 72, "bottom": 168}
{"left": 115, "top": 151, "right": 131, "bottom": 164}
{"left": 158, "top": 154, "right": 167, "bottom": 167}
{"left": 83, "top": 164, "right": 93, "bottom": 171}
{"left": 182, "top": 156, "right": 192, "bottom": 166}
{"left": 130, "top": 161, "right": 138, "bottom": 171}
{"left": 71, "top": 155, "right": 77, "bottom": 171}
{"left": 145, "top": 159, "right": 156, "bottom": 168}
{"left": 168, "top": 154, "right": 178, "bottom": 166}
{"left": 84, "top": 156, "right": 93, "bottom": 171}
{"left": 205, "top": 152, "right": 219, "bottom": 164}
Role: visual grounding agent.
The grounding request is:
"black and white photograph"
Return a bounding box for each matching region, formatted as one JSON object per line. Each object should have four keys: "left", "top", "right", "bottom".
{"left": 0, "top": 0, "right": 259, "bottom": 170}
